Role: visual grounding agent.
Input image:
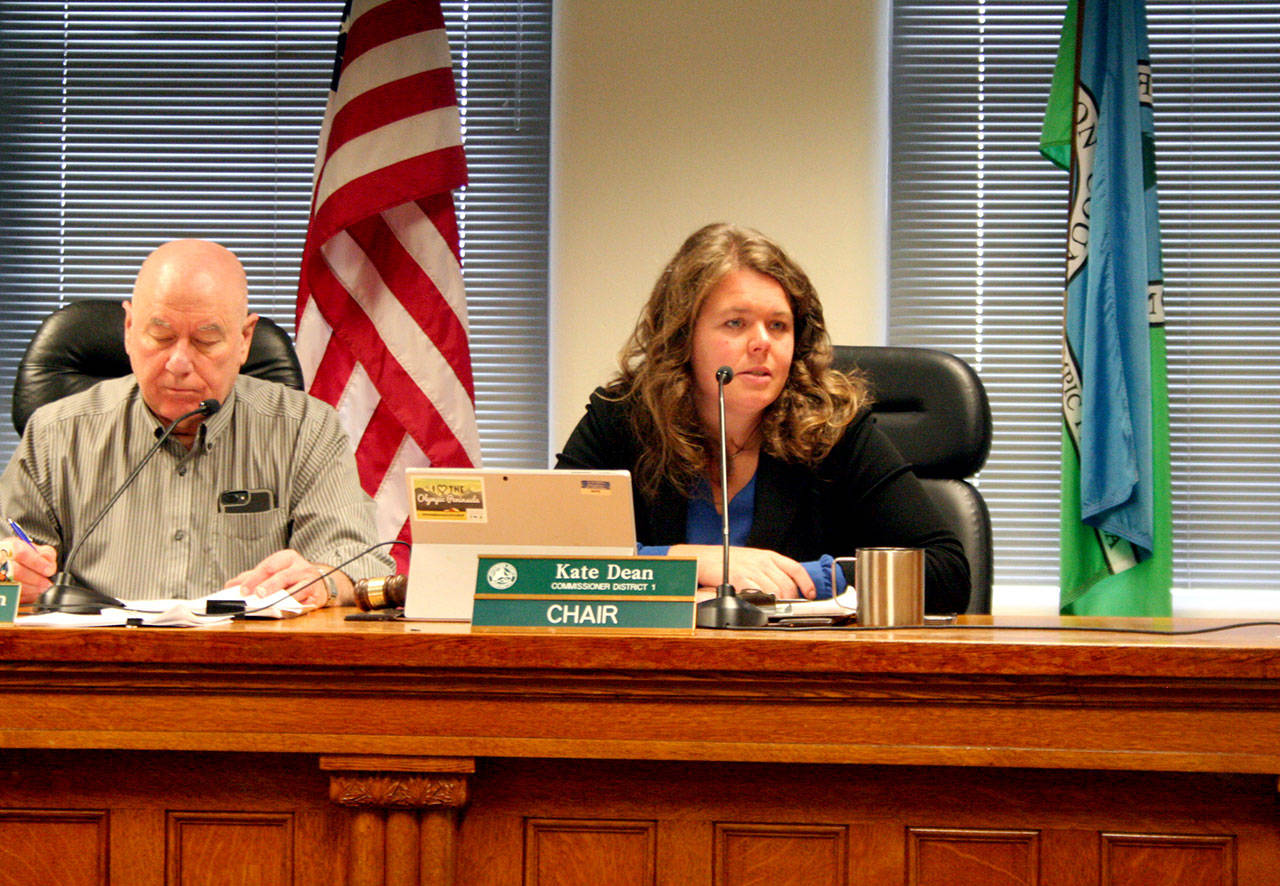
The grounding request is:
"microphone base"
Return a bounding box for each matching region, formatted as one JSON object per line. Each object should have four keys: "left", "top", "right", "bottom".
{"left": 696, "top": 592, "right": 768, "bottom": 629}
{"left": 33, "top": 574, "right": 125, "bottom": 614}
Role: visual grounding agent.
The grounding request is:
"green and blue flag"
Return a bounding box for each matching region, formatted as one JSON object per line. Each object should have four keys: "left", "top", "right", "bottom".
{"left": 1040, "top": 0, "right": 1172, "bottom": 617}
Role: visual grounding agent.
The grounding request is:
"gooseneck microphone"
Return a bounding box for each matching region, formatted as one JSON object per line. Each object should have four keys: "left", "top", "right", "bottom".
{"left": 714, "top": 366, "right": 735, "bottom": 596}
{"left": 34, "top": 398, "right": 222, "bottom": 614}
{"left": 695, "top": 367, "right": 767, "bottom": 628}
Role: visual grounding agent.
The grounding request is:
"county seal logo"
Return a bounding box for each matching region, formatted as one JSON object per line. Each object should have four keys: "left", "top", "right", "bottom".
{"left": 486, "top": 561, "right": 518, "bottom": 590}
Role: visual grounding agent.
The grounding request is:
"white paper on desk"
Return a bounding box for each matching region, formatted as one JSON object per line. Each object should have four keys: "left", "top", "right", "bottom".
{"left": 17, "top": 603, "right": 231, "bottom": 628}
{"left": 16, "top": 587, "right": 309, "bottom": 627}
{"left": 16, "top": 609, "right": 133, "bottom": 627}
{"left": 113, "top": 603, "right": 232, "bottom": 626}
{"left": 124, "top": 587, "right": 309, "bottom": 619}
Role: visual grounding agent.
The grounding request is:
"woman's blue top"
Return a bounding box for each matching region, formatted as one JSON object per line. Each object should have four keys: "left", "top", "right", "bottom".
{"left": 637, "top": 474, "right": 846, "bottom": 599}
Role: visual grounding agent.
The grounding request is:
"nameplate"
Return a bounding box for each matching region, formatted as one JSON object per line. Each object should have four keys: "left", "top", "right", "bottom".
{"left": 471, "top": 556, "right": 696, "bottom": 632}
{"left": 0, "top": 582, "right": 18, "bottom": 623}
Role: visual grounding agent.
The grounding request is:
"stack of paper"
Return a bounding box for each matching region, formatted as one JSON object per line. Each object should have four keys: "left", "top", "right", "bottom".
{"left": 16, "top": 586, "right": 313, "bottom": 628}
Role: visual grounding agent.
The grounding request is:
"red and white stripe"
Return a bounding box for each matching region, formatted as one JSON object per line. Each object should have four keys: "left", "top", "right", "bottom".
{"left": 297, "top": 0, "right": 480, "bottom": 572}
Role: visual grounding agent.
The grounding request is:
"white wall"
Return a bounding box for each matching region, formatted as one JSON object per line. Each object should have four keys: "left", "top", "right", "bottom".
{"left": 548, "top": 0, "right": 890, "bottom": 458}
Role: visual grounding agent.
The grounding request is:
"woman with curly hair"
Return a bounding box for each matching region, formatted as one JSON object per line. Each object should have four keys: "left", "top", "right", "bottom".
{"left": 557, "top": 223, "right": 969, "bottom": 612}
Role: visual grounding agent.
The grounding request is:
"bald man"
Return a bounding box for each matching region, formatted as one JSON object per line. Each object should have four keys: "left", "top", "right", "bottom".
{"left": 1, "top": 240, "right": 393, "bottom": 607}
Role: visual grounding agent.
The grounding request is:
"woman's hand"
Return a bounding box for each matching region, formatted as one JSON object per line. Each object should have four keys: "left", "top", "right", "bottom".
{"left": 668, "top": 544, "right": 816, "bottom": 600}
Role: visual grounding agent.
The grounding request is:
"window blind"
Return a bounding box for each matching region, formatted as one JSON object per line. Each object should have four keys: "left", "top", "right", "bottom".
{"left": 0, "top": 0, "right": 550, "bottom": 468}
{"left": 890, "top": 0, "right": 1280, "bottom": 599}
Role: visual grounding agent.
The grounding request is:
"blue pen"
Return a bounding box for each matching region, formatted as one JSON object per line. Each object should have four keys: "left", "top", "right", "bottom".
{"left": 5, "top": 517, "right": 38, "bottom": 551}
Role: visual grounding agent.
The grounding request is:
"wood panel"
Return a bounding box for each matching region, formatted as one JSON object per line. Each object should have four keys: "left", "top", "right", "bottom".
{"left": 0, "top": 750, "right": 343, "bottom": 886}
{"left": 1101, "top": 833, "right": 1236, "bottom": 886}
{"left": 167, "top": 811, "right": 293, "bottom": 886}
{"left": 524, "top": 819, "right": 656, "bottom": 886}
{"left": 0, "top": 810, "right": 107, "bottom": 886}
{"left": 908, "top": 827, "right": 1040, "bottom": 886}
{"left": 454, "top": 759, "right": 1280, "bottom": 886}
{"left": 715, "top": 822, "right": 847, "bottom": 886}
{"left": 0, "top": 754, "right": 1267, "bottom": 885}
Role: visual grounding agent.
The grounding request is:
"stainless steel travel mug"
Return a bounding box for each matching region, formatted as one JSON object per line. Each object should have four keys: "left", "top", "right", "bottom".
{"left": 855, "top": 547, "right": 924, "bottom": 626}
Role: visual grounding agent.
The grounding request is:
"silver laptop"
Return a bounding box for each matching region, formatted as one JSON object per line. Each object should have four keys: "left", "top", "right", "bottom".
{"left": 402, "top": 467, "right": 637, "bottom": 621}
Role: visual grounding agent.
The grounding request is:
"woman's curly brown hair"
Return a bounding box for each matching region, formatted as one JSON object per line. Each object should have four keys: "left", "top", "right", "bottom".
{"left": 604, "top": 223, "right": 871, "bottom": 500}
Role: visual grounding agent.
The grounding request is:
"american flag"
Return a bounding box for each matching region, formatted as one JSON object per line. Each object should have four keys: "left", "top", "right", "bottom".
{"left": 296, "top": 0, "right": 481, "bottom": 573}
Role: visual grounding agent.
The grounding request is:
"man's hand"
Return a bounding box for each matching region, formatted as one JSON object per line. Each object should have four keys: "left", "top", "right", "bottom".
{"left": 1, "top": 539, "right": 58, "bottom": 604}
{"left": 223, "top": 549, "right": 337, "bottom": 609}
{"left": 668, "top": 544, "right": 816, "bottom": 600}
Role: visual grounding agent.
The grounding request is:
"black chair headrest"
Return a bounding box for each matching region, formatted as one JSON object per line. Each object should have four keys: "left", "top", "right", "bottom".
{"left": 12, "top": 299, "right": 304, "bottom": 436}
{"left": 831, "top": 345, "right": 992, "bottom": 479}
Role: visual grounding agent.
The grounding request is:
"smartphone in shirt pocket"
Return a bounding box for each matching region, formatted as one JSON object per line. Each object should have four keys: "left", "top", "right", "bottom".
{"left": 218, "top": 489, "right": 276, "bottom": 514}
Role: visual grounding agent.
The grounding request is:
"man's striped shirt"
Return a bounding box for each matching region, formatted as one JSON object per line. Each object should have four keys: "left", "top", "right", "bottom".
{"left": 1, "top": 375, "right": 394, "bottom": 600}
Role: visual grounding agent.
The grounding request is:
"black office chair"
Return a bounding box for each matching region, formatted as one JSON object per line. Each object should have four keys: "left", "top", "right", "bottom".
{"left": 12, "top": 299, "right": 305, "bottom": 436}
{"left": 831, "top": 345, "right": 994, "bottom": 614}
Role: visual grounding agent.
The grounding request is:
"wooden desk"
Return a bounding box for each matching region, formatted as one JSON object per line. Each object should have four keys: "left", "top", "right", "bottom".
{"left": 2, "top": 612, "right": 1279, "bottom": 884}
